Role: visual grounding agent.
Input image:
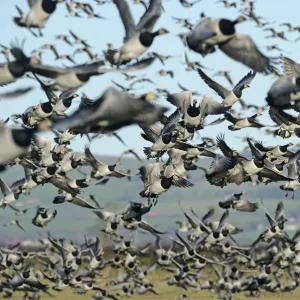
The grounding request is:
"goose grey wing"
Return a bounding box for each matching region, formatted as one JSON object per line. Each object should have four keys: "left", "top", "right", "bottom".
{"left": 268, "top": 108, "right": 291, "bottom": 126}
{"left": 186, "top": 18, "right": 217, "bottom": 49}
{"left": 141, "top": 125, "right": 161, "bottom": 143}
{"left": 71, "top": 196, "right": 97, "bottom": 209}
{"left": 0, "top": 87, "right": 34, "bottom": 100}
{"left": 201, "top": 208, "right": 215, "bottom": 223}
{"left": 260, "top": 168, "right": 292, "bottom": 182}
{"left": 201, "top": 96, "right": 228, "bottom": 115}
{"left": 49, "top": 175, "right": 79, "bottom": 194}
{"left": 84, "top": 146, "right": 102, "bottom": 168}
{"left": 217, "top": 210, "right": 229, "bottom": 230}
{"left": 247, "top": 137, "right": 263, "bottom": 159}
{"left": 166, "top": 91, "right": 192, "bottom": 113}
{"left": 275, "top": 201, "right": 284, "bottom": 223}
{"left": 197, "top": 68, "right": 230, "bottom": 99}
{"left": 234, "top": 200, "right": 259, "bottom": 212}
{"left": 265, "top": 212, "right": 276, "bottom": 227}
{"left": 10, "top": 178, "right": 26, "bottom": 193}
{"left": 27, "top": 0, "right": 38, "bottom": 7}
{"left": 206, "top": 155, "right": 234, "bottom": 175}
{"left": 138, "top": 220, "right": 165, "bottom": 234}
{"left": 79, "top": 94, "right": 94, "bottom": 111}
{"left": 99, "top": 57, "right": 156, "bottom": 73}
{"left": 182, "top": 211, "right": 198, "bottom": 229}
{"left": 0, "top": 179, "right": 11, "bottom": 196}
{"left": 28, "top": 63, "right": 66, "bottom": 78}
{"left": 293, "top": 229, "right": 300, "bottom": 242}
{"left": 59, "top": 89, "right": 78, "bottom": 100}
{"left": 281, "top": 56, "right": 300, "bottom": 77}
{"left": 136, "top": 0, "right": 163, "bottom": 33}
{"left": 233, "top": 70, "right": 256, "bottom": 92}
{"left": 219, "top": 33, "right": 278, "bottom": 74}
{"left": 161, "top": 109, "right": 181, "bottom": 135}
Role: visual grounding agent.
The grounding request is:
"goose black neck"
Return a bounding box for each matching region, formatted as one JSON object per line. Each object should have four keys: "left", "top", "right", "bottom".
{"left": 161, "top": 177, "right": 172, "bottom": 189}
{"left": 42, "top": 0, "right": 58, "bottom": 14}
{"left": 187, "top": 105, "right": 200, "bottom": 117}
{"left": 108, "top": 164, "right": 116, "bottom": 171}
{"left": 41, "top": 101, "right": 53, "bottom": 113}
{"left": 12, "top": 129, "right": 33, "bottom": 147}
{"left": 219, "top": 19, "right": 236, "bottom": 35}
{"left": 8, "top": 62, "right": 27, "bottom": 78}
{"left": 139, "top": 31, "right": 156, "bottom": 47}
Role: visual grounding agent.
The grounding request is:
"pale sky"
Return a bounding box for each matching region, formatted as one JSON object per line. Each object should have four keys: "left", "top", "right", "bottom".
{"left": 1, "top": 0, "right": 300, "bottom": 156}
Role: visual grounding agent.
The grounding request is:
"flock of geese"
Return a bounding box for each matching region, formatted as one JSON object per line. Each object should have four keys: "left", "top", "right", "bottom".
{"left": 2, "top": 0, "right": 300, "bottom": 299}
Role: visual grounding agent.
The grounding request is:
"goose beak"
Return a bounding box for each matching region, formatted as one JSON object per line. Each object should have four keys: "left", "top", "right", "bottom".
{"left": 242, "top": 191, "right": 247, "bottom": 195}
{"left": 159, "top": 28, "right": 169, "bottom": 35}
{"left": 244, "top": 84, "right": 250, "bottom": 88}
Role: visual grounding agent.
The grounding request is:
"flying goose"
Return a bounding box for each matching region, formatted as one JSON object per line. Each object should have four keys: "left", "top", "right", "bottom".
{"left": 142, "top": 109, "right": 181, "bottom": 159}
{"left": 32, "top": 207, "right": 57, "bottom": 227}
{"left": 13, "top": 0, "right": 64, "bottom": 36}
{"left": 266, "top": 74, "right": 300, "bottom": 109}
{"left": 186, "top": 16, "right": 246, "bottom": 55}
{"left": 223, "top": 112, "right": 264, "bottom": 131}
{"left": 139, "top": 163, "right": 192, "bottom": 204}
{"left": 197, "top": 67, "right": 256, "bottom": 108}
{"left": 268, "top": 107, "right": 300, "bottom": 138}
{"left": 166, "top": 91, "right": 205, "bottom": 131}
{"left": 219, "top": 198, "right": 259, "bottom": 213}
{"left": 3, "top": 220, "right": 26, "bottom": 232}
{"left": 54, "top": 87, "right": 167, "bottom": 134}
{"left": 28, "top": 55, "right": 156, "bottom": 91}
{"left": 107, "top": 0, "right": 167, "bottom": 66}
{"left": 84, "top": 145, "right": 127, "bottom": 179}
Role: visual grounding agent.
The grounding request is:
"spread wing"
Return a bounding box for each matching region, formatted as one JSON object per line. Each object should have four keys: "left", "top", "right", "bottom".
{"left": 166, "top": 91, "right": 192, "bottom": 113}
{"left": 281, "top": 56, "right": 300, "bottom": 77}
{"left": 138, "top": 220, "right": 165, "bottom": 234}
{"left": 197, "top": 68, "right": 230, "bottom": 99}
{"left": 136, "top": 0, "right": 163, "bottom": 33}
{"left": 219, "top": 34, "right": 278, "bottom": 74}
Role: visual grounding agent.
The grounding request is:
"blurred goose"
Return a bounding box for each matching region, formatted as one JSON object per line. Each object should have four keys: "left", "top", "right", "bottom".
{"left": 0, "top": 127, "right": 36, "bottom": 166}
{"left": 186, "top": 16, "right": 246, "bottom": 55}
{"left": 0, "top": 179, "right": 24, "bottom": 206}
{"left": 29, "top": 56, "right": 155, "bottom": 90}
{"left": 54, "top": 87, "right": 167, "bottom": 134}
{"left": 219, "top": 198, "right": 258, "bottom": 212}
{"left": 266, "top": 75, "right": 300, "bottom": 109}
{"left": 268, "top": 107, "right": 300, "bottom": 138}
{"left": 0, "top": 45, "right": 32, "bottom": 85}
{"left": 3, "top": 220, "right": 26, "bottom": 232}
{"left": 13, "top": 0, "right": 64, "bottom": 36}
